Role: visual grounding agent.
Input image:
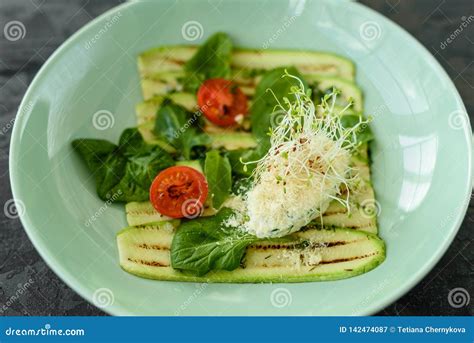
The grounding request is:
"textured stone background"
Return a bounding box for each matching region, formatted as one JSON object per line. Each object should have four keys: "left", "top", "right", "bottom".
{"left": 0, "top": 0, "right": 472, "bottom": 316}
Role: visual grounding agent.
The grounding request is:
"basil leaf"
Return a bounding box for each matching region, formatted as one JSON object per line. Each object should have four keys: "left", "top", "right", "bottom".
{"left": 95, "top": 154, "right": 127, "bottom": 200}
{"left": 182, "top": 32, "right": 233, "bottom": 92}
{"left": 250, "top": 66, "right": 308, "bottom": 151}
{"left": 171, "top": 208, "right": 257, "bottom": 276}
{"left": 72, "top": 128, "right": 174, "bottom": 202}
{"left": 181, "top": 132, "right": 211, "bottom": 161}
{"left": 227, "top": 146, "right": 264, "bottom": 177}
{"left": 154, "top": 100, "right": 188, "bottom": 146}
{"left": 71, "top": 138, "right": 117, "bottom": 172}
{"left": 154, "top": 100, "right": 210, "bottom": 159}
{"left": 204, "top": 150, "right": 232, "bottom": 209}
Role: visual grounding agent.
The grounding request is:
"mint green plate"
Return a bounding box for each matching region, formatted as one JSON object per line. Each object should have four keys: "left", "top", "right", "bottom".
{"left": 10, "top": 0, "right": 472, "bottom": 315}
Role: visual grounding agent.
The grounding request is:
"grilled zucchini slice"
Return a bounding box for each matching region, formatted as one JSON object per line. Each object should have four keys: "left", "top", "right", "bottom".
{"left": 117, "top": 223, "right": 385, "bottom": 282}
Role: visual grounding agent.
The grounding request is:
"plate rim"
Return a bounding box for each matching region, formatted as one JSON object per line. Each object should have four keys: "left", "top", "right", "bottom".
{"left": 9, "top": 0, "right": 473, "bottom": 316}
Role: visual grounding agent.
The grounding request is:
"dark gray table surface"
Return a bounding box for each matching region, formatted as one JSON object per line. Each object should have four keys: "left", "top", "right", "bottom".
{"left": 0, "top": 0, "right": 472, "bottom": 316}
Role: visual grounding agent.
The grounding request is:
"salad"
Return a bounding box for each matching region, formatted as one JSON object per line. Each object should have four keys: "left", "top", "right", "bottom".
{"left": 73, "top": 33, "right": 385, "bottom": 282}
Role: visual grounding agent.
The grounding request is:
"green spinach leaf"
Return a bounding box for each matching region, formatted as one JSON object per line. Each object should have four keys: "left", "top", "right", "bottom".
{"left": 154, "top": 100, "right": 210, "bottom": 159}
{"left": 181, "top": 132, "right": 211, "bottom": 160}
{"left": 250, "top": 66, "right": 308, "bottom": 151}
{"left": 182, "top": 32, "right": 233, "bottom": 92}
{"left": 226, "top": 146, "right": 265, "bottom": 177}
{"left": 170, "top": 208, "right": 257, "bottom": 276}
{"left": 204, "top": 150, "right": 232, "bottom": 209}
{"left": 72, "top": 128, "right": 174, "bottom": 202}
{"left": 71, "top": 138, "right": 117, "bottom": 173}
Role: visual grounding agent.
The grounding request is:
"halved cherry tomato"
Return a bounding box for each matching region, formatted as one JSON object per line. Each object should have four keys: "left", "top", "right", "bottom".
{"left": 197, "top": 78, "right": 248, "bottom": 127}
{"left": 149, "top": 166, "right": 208, "bottom": 219}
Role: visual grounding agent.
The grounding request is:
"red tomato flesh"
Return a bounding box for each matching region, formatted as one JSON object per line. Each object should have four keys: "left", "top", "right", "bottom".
{"left": 197, "top": 78, "right": 248, "bottom": 127}
{"left": 149, "top": 166, "right": 208, "bottom": 219}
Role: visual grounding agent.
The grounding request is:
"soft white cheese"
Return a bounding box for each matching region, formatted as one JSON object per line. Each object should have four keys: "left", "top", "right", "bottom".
{"left": 244, "top": 133, "right": 351, "bottom": 238}
{"left": 222, "top": 195, "right": 247, "bottom": 228}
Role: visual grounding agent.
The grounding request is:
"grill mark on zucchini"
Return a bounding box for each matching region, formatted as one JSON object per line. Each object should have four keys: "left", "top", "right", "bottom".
{"left": 127, "top": 209, "right": 159, "bottom": 216}
{"left": 143, "top": 77, "right": 257, "bottom": 94}
{"left": 316, "top": 222, "right": 376, "bottom": 230}
{"left": 127, "top": 258, "right": 169, "bottom": 267}
{"left": 252, "top": 252, "right": 379, "bottom": 269}
{"left": 249, "top": 240, "right": 359, "bottom": 251}
{"left": 134, "top": 241, "right": 354, "bottom": 252}
{"left": 137, "top": 243, "right": 169, "bottom": 251}
{"left": 323, "top": 208, "right": 349, "bottom": 215}
{"left": 169, "top": 58, "right": 185, "bottom": 66}
{"left": 323, "top": 241, "right": 354, "bottom": 247}
{"left": 131, "top": 238, "right": 359, "bottom": 251}
{"left": 319, "top": 253, "right": 377, "bottom": 265}
{"left": 234, "top": 79, "right": 257, "bottom": 88}
{"left": 250, "top": 243, "right": 297, "bottom": 250}
{"left": 249, "top": 252, "right": 375, "bottom": 269}
{"left": 347, "top": 225, "right": 373, "bottom": 229}
{"left": 306, "top": 65, "right": 336, "bottom": 72}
